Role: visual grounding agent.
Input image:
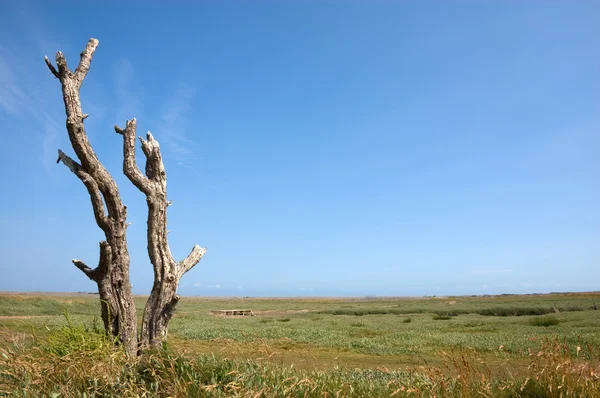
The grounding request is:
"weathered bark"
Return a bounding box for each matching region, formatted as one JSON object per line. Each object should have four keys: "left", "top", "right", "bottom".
{"left": 115, "top": 120, "right": 206, "bottom": 348}
{"left": 45, "top": 39, "right": 138, "bottom": 356}
{"left": 46, "top": 38, "right": 205, "bottom": 353}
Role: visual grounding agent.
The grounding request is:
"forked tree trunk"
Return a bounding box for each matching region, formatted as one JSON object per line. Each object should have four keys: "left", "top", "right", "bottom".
{"left": 45, "top": 39, "right": 138, "bottom": 356}
{"left": 116, "top": 121, "right": 206, "bottom": 348}
{"left": 46, "top": 38, "right": 206, "bottom": 352}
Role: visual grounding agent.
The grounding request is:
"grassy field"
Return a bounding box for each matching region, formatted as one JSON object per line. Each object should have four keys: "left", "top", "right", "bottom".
{"left": 1, "top": 292, "right": 600, "bottom": 396}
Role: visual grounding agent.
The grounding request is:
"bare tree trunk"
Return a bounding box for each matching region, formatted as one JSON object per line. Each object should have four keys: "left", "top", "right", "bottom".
{"left": 45, "top": 39, "right": 138, "bottom": 356}
{"left": 115, "top": 120, "right": 206, "bottom": 348}
{"left": 46, "top": 38, "right": 204, "bottom": 353}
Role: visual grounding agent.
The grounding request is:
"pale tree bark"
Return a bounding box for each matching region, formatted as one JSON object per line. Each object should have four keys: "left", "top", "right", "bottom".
{"left": 115, "top": 120, "right": 206, "bottom": 348}
{"left": 45, "top": 39, "right": 138, "bottom": 356}
{"left": 46, "top": 38, "right": 205, "bottom": 352}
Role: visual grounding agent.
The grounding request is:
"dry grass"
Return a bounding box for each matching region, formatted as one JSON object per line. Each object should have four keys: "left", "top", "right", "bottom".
{"left": 2, "top": 293, "right": 600, "bottom": 396}
{"left": 1, "top": 323, "right": 599, "bottom": 397}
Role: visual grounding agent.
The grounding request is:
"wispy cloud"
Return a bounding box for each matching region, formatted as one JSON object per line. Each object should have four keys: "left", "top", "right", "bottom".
{"left": 157, "top": 83, "right": 201, "bottom": 168}
{"left": 113, "top": 58, "right": 142, "bottom": 124}
{"left": 0, "top": 44, "right": 66, "bottom": 176}
{"left": 0, "top": 51, "right": 33, "bottom": 117}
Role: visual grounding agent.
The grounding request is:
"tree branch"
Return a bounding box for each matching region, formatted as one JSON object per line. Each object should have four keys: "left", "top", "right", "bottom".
{"left": 115, "top": 119, "right": 152, "bottom": 194}
{"left": 178, "top": 245, "right": 207, "bottom": 277}
{"left": 72, "top": 259, "right": 95, "bottom": 279}
{"left": 74, "top": 38, "right": 99, "bottom": 88}
{"left": 131, "top": 130, "right": 205, "bottom": 279}
{"left": 138, "top": 132, "right": 156, "bottom": 159}
{"left": 72, "top": 241, "right": 112, "bottom": 281}
{"left": 48, "top": 38, "right": 126, "bottom": 225}
{"left": 55, "top": 51, "right": 69, "bottom": 77}
{"left": 137, "top": 132, "right": 167, "bottom": 187}
{"left": 57, "top": 149, "right": 109, "bottom": 232}
{"left": 44, "top": 56, "right": 59, "bottom": 78}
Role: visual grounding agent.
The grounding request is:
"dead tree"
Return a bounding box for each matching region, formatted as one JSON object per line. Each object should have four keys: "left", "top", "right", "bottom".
{"left": 115, "top": 121, "right": 206, "bottom": 347}
{"left": 45, "top": 38, "right": 205, "bottom": 352}
{"left": 45, "top": 39, "right": 138, "bottom": 356}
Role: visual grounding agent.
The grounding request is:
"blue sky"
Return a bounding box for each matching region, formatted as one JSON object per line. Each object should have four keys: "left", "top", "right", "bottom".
{"left": 0, "top": 1, "right": 598, "bottom": 297}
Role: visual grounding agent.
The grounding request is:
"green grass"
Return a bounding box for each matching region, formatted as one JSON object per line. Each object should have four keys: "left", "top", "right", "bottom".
{"left": 167, "top": 303, "right": 600, "bottom": 358}
{"left": 2, "top": 293, "right": 600, "bottom": 360}
{"left": 529, "top": 315, "right": 561, "bottom": 327}
{"left": 1, "top": 320, "right": 599, "bottom": 397}
{"left": 0, "top": 295, "right": 100, "bottom": 316}
{"left": 1, "top": 292, "right": 600, "bottom": 396}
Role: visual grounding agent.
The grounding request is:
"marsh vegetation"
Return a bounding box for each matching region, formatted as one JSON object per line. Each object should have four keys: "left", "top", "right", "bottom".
{"left": 1, "top": 292, "right": 599, "bottom": 396}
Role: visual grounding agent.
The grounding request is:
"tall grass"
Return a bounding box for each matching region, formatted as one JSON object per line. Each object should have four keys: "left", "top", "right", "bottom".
{"left": 1, "top": 321, "right": 599, "bottom": 397}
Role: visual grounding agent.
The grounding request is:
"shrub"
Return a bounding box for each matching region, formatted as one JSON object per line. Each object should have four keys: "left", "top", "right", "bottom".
{"left": 321, "top": 306, "right": 582, "bottom": 317}
{"left": 478, "top": 307, "right": 553, "bottom": 317}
